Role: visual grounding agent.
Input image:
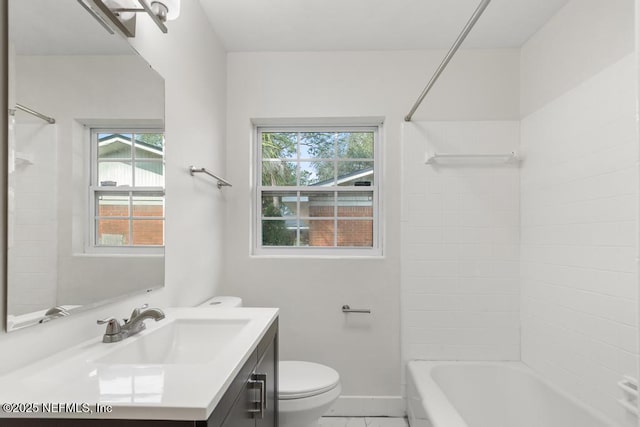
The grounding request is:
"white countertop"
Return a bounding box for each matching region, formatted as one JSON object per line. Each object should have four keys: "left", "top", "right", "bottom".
{"left": 0, "top": 307, "right": 279, "bottom": 420}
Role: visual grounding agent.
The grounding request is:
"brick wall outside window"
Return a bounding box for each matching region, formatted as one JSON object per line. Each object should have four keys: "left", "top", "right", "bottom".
{"left": 98, "top": 205, "right": 163, "bottom": 245}
{"left": 308, "top": 205, "right": 373, "bottom": 247}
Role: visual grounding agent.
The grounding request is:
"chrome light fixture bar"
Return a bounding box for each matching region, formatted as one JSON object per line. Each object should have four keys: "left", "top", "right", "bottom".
{"left": 78, "top": 0, "right": 180, "bottom": 37}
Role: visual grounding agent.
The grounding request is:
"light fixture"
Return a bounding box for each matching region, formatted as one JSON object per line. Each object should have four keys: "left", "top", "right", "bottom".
{"left": 78, "top": 0, "right": 181, "bottom": 37}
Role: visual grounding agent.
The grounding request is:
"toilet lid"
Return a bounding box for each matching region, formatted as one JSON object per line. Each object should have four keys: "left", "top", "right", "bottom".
{"left": 279, "top": 361, "right": 340, "bottom": 400}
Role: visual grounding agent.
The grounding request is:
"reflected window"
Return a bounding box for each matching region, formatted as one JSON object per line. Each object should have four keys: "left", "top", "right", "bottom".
{"left": 90, "top": 129, "right": 165, "bottom": 252}
{"left": 256, "top": 126, "right": 381, "bottom": 255}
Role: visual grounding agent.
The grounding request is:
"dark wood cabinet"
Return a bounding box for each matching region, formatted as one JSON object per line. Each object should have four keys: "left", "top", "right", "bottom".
{"left": 216, "top": 319, "right": 278, "bottom": 427}
{"left": 0, "top": 319, "right": 278, "bottom": 427}
{"left": 254, "top": 332, "right": 277, "bottom": 427}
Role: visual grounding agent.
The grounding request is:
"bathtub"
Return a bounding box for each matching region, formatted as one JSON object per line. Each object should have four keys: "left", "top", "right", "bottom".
{"left": 407, "top": 361, "right": 617, "bottom": 427}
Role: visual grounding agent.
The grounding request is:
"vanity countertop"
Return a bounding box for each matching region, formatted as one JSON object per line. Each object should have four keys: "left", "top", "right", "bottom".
{"left": 0, "top": 307, "right": 279, "bottom": 420}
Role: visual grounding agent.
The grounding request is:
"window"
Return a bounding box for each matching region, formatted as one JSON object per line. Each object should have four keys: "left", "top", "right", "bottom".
{"left": 255, "top": 126, "right": 381, "bottom": 255}
{"left": 89, "top": 129, "right": 165, "bottom": 253}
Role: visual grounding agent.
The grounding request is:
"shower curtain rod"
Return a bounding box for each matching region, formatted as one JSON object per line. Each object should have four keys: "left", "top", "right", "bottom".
{"left": 404, "top": 0, "right": 491, "bottom": 122}
{"left": 9, "top": 104, "right": 56, "bottom": 124}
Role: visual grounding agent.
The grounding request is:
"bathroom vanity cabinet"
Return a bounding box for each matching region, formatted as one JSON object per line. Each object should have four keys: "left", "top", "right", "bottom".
{"left": 209, "top": 318, "right": 278, "bottom": 427}
{"left": 1, "top": 319, "right": 278, "bottom": 427}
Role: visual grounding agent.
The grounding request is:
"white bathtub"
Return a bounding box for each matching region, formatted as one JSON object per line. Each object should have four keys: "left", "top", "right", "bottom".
{"left": 407, "top": 361, "right": 617, "bottom": 427}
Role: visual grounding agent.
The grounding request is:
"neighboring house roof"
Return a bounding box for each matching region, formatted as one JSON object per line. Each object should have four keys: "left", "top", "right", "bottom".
{"left": 98, "top": 134, "right": 163, "bottom": 158}
{"left": 312, "top": 166, "right": 373, "bottom": 187}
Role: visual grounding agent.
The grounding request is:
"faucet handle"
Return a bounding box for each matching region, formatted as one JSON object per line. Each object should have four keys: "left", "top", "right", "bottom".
{"left": 97, "top": 317, "right": 122, "bottom": 335}
{"left": 97, "top": 317, "right": 124, "bottom": 343}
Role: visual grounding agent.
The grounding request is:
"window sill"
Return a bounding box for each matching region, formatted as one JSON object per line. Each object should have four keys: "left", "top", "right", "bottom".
{"left": 73, "top": 252, "right": 164, "bottom": 258}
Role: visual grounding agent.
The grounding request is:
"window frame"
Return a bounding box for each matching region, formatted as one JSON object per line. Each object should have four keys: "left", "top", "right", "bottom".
{"left": 87, "top": 127, "right": 165, "bottom": 255}
{"left": 254, "top": 125, "right": 382, "bottom": 257}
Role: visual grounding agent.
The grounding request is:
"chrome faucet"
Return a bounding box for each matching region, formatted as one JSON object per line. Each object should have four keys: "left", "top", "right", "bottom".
{"left": 97, "top": 304, "right": 165, "bottom": 343}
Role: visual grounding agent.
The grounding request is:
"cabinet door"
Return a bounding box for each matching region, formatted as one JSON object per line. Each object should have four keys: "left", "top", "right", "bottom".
{"left": 255, "top": 336, "right": 277, "bottom": 427}
{"left": 220, "top": 381, "right": 256, "bottom": 427}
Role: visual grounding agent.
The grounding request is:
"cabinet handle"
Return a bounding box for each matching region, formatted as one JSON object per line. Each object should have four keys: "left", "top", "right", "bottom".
{"left": 248, "top": 373, "right": 267, "bottom": 419}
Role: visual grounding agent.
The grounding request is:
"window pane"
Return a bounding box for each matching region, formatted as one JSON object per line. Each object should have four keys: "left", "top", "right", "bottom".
{"left": 337, "top": 132, "right": 374, "bottom": 159}
{"left": 337, "top": 219, "right": 373, "bottom": 247}
{"left": 135, "top": 161, "right": 164, "bottom": 187}
{"left": 302, "top": 192, "right": 335, "bottom": 218}
{"left": 98, "top": 161, "right": 132, "bottom": 186}
{"left": 98, "top": 133, "right": 132, "bottom": 159}
{"left": 337, "top": 191, "right": 374, "bottom": 215}
{"left": 262, "top": 192, "right": 297, "bottom": 217}
{"left": 262, "top": 132, "right": 297, "bottom": 159}
{"left": 300, "top": 132, "right": 335, "bottom": 159}
{"left": 132, "top": 194, "right": 164, "bottom": 217}
{"left": 97, "top": 219, "right": 129, "bottom": 246}
{"left": 98, "top": 193, "right": 129, "bottom": 217}
{"left": 133, "top": 133, "right": 164, "bottom": 159}
{"left": 300, "top": 161, "right": 333, "bottom": 186}
{"left": 132, "top": 219, "right": 164, "bottom": 246}
{"left": 262, "top": 161, "right": 297, "bottom": 186}
{"left": 262, "top": 220, "right": 296, "bottom": 246}
{"left": 337, "top": 161, "right": 374, "bottom": 186}
{"left": 305, "top": 219, "right": 335, "bottom": 247}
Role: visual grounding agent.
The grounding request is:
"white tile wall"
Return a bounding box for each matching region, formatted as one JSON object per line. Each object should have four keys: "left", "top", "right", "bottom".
{"left": 520, "top": 54, "right": 638, "bottom": 427}
{"left": 7, "top": 123, "right": 57, "bottom": 315}
{"left": 401, "top": 121, "right": 520, "bottom": 362}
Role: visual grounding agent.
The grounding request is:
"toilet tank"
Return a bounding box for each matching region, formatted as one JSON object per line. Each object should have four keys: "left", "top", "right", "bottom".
{"left": 198, "top": 296, "right": 243, "bottom": 307}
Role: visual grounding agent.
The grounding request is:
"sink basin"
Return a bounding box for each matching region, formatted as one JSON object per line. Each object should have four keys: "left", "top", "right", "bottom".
{"left": 96, "top": 318, "right": 250, "bottom": 365}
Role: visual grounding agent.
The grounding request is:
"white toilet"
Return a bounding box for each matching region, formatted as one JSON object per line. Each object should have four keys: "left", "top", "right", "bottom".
{"left": 278, "top": 360, "right": 341, "bottom": 427}
{"left": 198, "top": 296, "right": 342, "bottom": 427}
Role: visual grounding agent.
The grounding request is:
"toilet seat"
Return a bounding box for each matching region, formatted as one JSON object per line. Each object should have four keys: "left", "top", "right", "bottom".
{"left": 279, "top": 361, "right": 340, "bottom": 400}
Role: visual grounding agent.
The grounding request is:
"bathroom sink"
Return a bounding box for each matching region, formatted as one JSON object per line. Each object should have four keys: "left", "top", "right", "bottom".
{"left": 96, "top": 318, "right": 250, "bottom": 365}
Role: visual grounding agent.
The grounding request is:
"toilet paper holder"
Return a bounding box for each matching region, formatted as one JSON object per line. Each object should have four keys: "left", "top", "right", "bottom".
{"left": 341, "top": 305, "right": 371, "bottom": 314}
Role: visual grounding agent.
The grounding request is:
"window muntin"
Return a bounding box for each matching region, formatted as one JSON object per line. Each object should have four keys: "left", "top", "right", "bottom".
{"left": 256, "top": 126, "right": 380, "bottom": 254}
{"left": 90, "top": 129, "right": 165, "bottom": 251}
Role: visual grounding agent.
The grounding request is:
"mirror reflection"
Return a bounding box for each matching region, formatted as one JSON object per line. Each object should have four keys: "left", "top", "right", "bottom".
{"left": 7, "top": 0, "right": 165, "bottom": 331}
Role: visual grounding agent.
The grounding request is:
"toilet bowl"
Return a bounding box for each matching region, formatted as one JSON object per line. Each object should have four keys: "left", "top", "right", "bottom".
{"left": 197, "top": 297, "right": 342, "bottom": 426}
{"left": 279, "top": 361, "right": 341, "bottom": 427}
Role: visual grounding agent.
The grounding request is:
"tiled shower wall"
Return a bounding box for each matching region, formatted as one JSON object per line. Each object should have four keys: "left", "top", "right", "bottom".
{"left": 401, "top": 121, "right": 520, "bottom": 362}
{"left": 520, "top": 54, "right": 638, "bottom": 427}
{"left": 517, "top": 0, "right": 638, "bottom": 425}
{"left": 7, "top": 123, "right": 57, "bottom": 316}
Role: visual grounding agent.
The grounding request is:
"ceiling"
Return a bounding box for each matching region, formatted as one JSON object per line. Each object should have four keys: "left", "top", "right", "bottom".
{"left": 199, "top": 0, "right": 570, "bottom": 51}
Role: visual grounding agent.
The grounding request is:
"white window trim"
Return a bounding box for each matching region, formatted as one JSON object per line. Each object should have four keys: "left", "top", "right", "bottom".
{"left": 253, "top": 124, "right": 383, "bottom": 257}
{"left": 86, "top": 128, "right": 165, "bottom": 255}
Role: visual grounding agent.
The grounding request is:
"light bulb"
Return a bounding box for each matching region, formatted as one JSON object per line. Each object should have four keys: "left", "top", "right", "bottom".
{"left": 151, "top": 0, "right": 180, "bottom": 21}
{"left": 104, "top": 0, "right": 136, "bottom": 21}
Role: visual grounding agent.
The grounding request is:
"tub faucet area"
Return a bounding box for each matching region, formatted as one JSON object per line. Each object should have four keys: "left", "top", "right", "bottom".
{"left": 97, "top": 305, "right": 165, "bottom": 343}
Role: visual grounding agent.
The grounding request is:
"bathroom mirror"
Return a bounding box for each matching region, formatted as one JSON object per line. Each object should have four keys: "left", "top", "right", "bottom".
{"left": 6, "top": 0, "right": 165, "bottom": 331}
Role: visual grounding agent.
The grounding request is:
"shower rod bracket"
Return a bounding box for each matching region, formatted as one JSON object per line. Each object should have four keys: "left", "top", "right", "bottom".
{"left": 9, "top": 104, "right": 56, "bottom": 124}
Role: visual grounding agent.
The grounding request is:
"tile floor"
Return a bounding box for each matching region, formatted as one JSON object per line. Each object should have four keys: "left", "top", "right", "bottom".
{"left": 319, "top": 417, "right": 409, "bottom": 427}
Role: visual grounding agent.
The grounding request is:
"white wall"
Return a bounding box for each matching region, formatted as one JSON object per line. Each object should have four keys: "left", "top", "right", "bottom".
{"left": 401, "top": 121, "right": 520, "bottom": 362}
{"left": 129, "top": 2, "right": 228, "bottom": 306}
{"left": 519, "top": 1, "right": 637, "bottom": 426}
{"left": 0, "top": 0, "right": 226, "bottom": 373}
{"left": 225, "top": 49, "right": 519, "bottom": 415}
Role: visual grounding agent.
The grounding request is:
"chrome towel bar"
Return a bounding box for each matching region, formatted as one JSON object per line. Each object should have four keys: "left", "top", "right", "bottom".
{"left": 425, "top": 152, "right": 519, "bottom": 165}
{"left": 342, "top": 305, "right": 371, "bottom": 314}
{"left": 189, "top": 166, "right": 232, "bottom": 189}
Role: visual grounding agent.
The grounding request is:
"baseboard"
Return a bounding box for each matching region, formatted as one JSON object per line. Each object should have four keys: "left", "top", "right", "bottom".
{"left": 325, "top": 395, "right": 405, "bottom": 417}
